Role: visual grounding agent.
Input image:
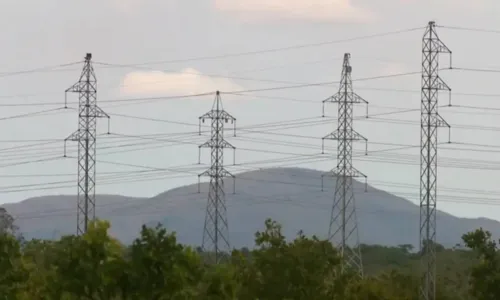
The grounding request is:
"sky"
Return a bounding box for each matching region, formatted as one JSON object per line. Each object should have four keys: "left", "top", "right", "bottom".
{"left": 1, "top": 0, "right": 500, "bottom": 221}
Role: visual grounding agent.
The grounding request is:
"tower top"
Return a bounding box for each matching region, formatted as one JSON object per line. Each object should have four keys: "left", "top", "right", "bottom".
{"left": 428, "top": 21, "right": 436, "bottom": 26}
{"left": 344, "top": 53, "right": 352, "bottom": 74}
{"left": 85, "top": 53, "right": 92, "bottom": 61}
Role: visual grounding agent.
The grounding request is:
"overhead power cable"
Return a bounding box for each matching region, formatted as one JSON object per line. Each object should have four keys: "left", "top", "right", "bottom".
{"left": 95, "top": 27, "right": 423, "bottom": 67}
{"left": 220, "top": 71, "right": 422, "bottom": 94}
{"left": 9, "top": 171, "right": 500, "bottom": 222}
{"left": 0, "top": 61, "right": 82, "bottom": 78}
{"left": 437, "top": 25, "right": 500, "bottom": 35}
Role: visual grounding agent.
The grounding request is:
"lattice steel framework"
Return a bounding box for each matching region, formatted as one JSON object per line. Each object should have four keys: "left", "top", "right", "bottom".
{"left": 64, "top": 53, "right": 109, "bottom": 236}
{"left": 322, "top": 53, "right": 368, "bottom": 277}
{"left": 419, "top": 21, "right": 452, "bottom": 300}
{"left": 198, "top": 91, "right": 236, "bottom": 264}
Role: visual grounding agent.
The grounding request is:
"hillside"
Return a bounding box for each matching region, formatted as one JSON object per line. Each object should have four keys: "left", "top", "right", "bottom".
{"left": 3, "top": 167, "right": 499, "bottom": 248}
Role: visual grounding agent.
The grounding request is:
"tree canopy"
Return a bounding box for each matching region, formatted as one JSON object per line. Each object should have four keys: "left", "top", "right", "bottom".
{"left": 0, "top": 208, "right": 496, "bottom": 299}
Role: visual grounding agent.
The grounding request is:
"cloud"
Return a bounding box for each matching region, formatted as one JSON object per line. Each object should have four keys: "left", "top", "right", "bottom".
{"left": 214, "top": 0, "right": 376, "bottom": 22}
{"left": 378, "top": 62, "right": 409, "bottom": 77}
{"left": 120, "top": 68, "right": 244, "bottom": 96}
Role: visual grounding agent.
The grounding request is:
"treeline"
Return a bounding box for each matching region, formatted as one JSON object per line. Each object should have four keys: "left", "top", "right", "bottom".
{"left": 0, "top": 209, "right": 499, "bottom": 299}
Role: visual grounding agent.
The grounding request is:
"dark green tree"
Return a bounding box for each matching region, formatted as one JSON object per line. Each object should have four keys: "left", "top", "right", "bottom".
{"left": 462, "top": 228, "right": 500, "bottom": 300}
{"left": 0, "top": 232, "right": 27, "bottom": 300}
{"left": 48, "top": 220, "right": 127, "bottom": 299}
{"left": 233, "top": 218, "right": 347, "bottom": 300}
{"left": 127, "top": 224, "right": 203, "bottom": 299}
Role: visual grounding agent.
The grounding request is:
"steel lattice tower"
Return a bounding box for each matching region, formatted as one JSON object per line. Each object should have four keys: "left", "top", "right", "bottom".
{"left": 64, "top": 53, "right": 110, "bottom": 236}
{"left": 322, "top": 53, "right": 368, "bottom": 277}
{"left": 419, "top": 22, "right": 452, "bottom": 300}
{"left": 198, "top": 91, "right": 236, "bottom": 264}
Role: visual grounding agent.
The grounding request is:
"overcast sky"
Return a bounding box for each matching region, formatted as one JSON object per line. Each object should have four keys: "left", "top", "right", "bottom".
{"left": 1, "top": 0, "right": 500, "bottom": 221}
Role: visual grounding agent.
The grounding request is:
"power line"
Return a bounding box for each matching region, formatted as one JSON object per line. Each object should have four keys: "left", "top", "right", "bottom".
{"left": 95, "top": 27, "right": 423, "bottom": 67}
{"left": 451, "top": 67, "right": 500, "bottom": 74}
{"left": 221, "top": 70, "right": 422, "bottom": 94}
{"left": 4, "top": 136, "right": 500, "bottom": 220}
{"left": 2, "top": 110, "right": 500, "bottom": 168}
{"left": 4, "top": 84, "right": 500, "bottom": 109}
{"left": 94, "top": 61, "right": 314, "bottom": 86}
{"left": 0, "top": 107, "right": 72, "bottom": 121}
{"left": 0, "top": 61, "right": 82, "bottom": 78}
{"left": 3, "top": 111, "right": 500, "bottom": 165}
{"left": 10, "top": 133, "right": 500, "bottom": 174}
{"left": 437, "top": 25, "right": 500, "bottom": 35}
{"left": 9, "top": 169, "right": 500, "bottom": 222}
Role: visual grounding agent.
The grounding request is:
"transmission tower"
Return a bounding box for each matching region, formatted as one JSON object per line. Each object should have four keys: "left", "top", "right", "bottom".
{"left": 321, "top": 53, "right": 368, "bottom": 277}
{"left": 64, "top": 53, "right": 110, "bottom": 236}
{"left": 198, "top": 91, "right": 236, "bottom": 264}
{"left": 419, "top": 21, "right": 452, "bottom": 300}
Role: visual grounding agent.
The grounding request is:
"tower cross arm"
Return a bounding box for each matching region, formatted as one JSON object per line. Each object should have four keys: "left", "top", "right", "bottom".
{"left": 219, "top": 110, "right": 236, "bottom": 123}
{"left": 433, "top": 38, "right": 452, "bottom": 54}
{"left": 198, "top": 167, "right": 235, "bottom": 179}
{"left": 322, "top": 129, "right": 367, "bottom": 142}
{"left": 434, "top": 114, "right": 450, "bottom": 128}
{"left": 323, "top": 92, "right": 368, "bottom": 105}
{"left": 434, "top": 76, "right": 451, "bottom": 92}
{"left": 352, "top": 92, "right": 369, "bottom": 105}
{"left": 65, "top": 130, "right": 83, "bottom": 142}
{"left": 95, "top": 106, "right": 110, "bottom": 119}
{"left": 65, "top": 81, "right": 87, "bottom": 93}
{"left": 199, "top": 138, "right": 235, "bottom": 150}
{"left": 199, "top": 110, "right": 236, "bottom": 123}
{"left": 322, "top": 93, "right": 343, "bottom": 104}
{"left": 321, "top": 166, "right": 367, "bottom": 179}
{"left": 322, "top": 92, "right": 369, "bottom": 117}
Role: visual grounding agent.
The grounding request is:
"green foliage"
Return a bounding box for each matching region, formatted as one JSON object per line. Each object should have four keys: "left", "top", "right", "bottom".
{"left": 20, "top": 239, "right": 58, "bottom": 299}
{"left": 462, "top": 228, "right": 500, "bottom": 300}
{"left": 48, "top": 220, "right": 127, "bottom": 299}
{"left": 237, "top": 218, "right": 347, "bottom": 300}
{"left": 0, "top": 232, "right": 27, "bottom": 300}
{"left": 0, "top": 216, "right": 496, "bottom": 299}
{"left": 197, "top": 263, "right": 241, "bottom": 300}
{"left": 346, "top": 270, "right": 419, "bottom": 300}
{"left": 127, "top": 224, "right": 203, "bottom": 299}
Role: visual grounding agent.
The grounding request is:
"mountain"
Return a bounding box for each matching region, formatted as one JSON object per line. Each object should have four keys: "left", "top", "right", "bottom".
{"left": 3, "top": 167, "right": 500, "bottom": 248}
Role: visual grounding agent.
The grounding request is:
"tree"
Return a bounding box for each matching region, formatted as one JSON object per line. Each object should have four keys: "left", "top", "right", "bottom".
{"left": 0, "top": 216, "right": 490, "bottom": 299}
{"left": 127, "top": 224, "right": 203, "bottom": 299}
{"left": 346, "top": 270, "right": 418, "bottom": 300}
{"left": 0, "top": 232, "right": 27, "bottom": 299}
{"left": 19, "top": 239, "right": 58, "bottom": 300}
{"left": 233, "top": 218, "right": 347, "bottom": 300}
{"left": 49, "top": 220, "right": 127, "bottom": 300}
{"left": 196, "top": 263, "right": 241, "bottom": 300}
{"left": 398, "top": 244, "right": 414, "bottom": 254}
{"left": 462, "top": 228, "right": 500, "bottom": 300}
{"left": 0, "top": 207, "right": 18, "bottom": 235}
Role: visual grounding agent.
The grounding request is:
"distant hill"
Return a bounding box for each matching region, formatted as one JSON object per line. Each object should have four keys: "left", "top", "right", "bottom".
{"left": 3, "top": 167, "right": 500, "bottom": 248}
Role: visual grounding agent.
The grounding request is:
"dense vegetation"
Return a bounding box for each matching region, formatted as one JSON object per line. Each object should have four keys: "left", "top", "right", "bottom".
{"left": 1, "top": 207, "right": 499, "bottom": 299}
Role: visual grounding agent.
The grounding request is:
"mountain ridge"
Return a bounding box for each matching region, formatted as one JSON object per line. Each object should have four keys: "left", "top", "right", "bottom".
{"left": 3, "top": 167, "right": 499, "bottom": 248}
